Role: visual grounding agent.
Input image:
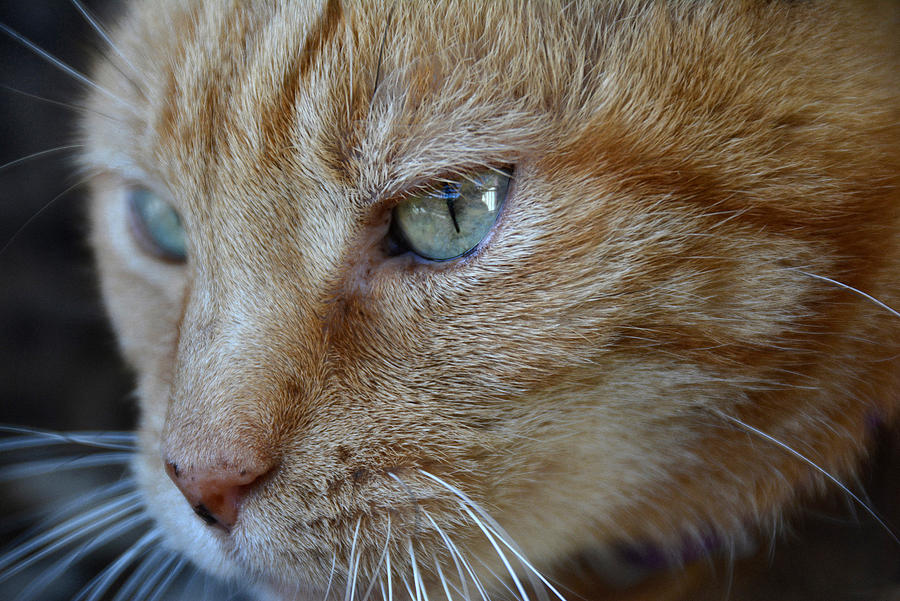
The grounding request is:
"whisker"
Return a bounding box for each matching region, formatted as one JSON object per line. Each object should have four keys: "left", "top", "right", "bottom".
{"left": 407, "top": 538, "right": 424, "bottom": 601}
{"left": 69, "top": 0, "right": 146, "bottom": 94}
{"left": 360, "top": 514, "right": 392, "bottom": 601}
{"left": 0, "top": 22, "right": 136, "bottom": 110}
{"left": 432, "top": 553, "right": 455, "bottom": 601}
{"left": 0, "top": 145, "right": 83, "bottom": 174}
{"left": 9, "top": 510, "right": 152, "bottom": 599}
{"left": 385, "top": 522, "right": 394, "bottom": 601}
{"left": 110, "top": 546, "right": 171, "bottom": 601}
{"left": 463, "top": 521, "right": 562, "bottom": 601}
{"left": 72, "top": 529, "right": 161, "bottom": 601}
{"left": 350, "top": 542, "right": 363, "bottom": 601}
{"left": 6, "top": 478, "right": 133, "bottom": 537}
{"left": 0, "top": 452, "right": 133, "bottom": 481}
{"left": 400, "top": 573, "right": 417, "bottom": 600}
{"left": 794, "top": 269, "right": 900, "bottom": 320}
{"left": 418, "top": 470, "right": 566, "bottom": 601}
{"left": 177, "top": 563, "right": 209, "bottom": 601}
{"left": 721, "top": 413, "right": 899, "bottom": 545}
{"left": 422, "top": 511, "right": 488, "bottom": 601}
{"left": 0, "top": 83, "right": 121, "bottom": 121}
{"left": 421, "top": 512, "right": 471, "bottom": 601}
{"left": 455, "top": 503, "right": 530, "bottom": 601}
{"left": 0, "top": 490, "right": 142, "bottom": 577}
{"left": 471, "top": 554, "right": 523, "bottom": 601}
{"left": 345, "top": 516, "right": 362, "bottom": 601}
{"left": 145, "top": 554, "right": 188, "bottom": 601}
{"left": 324, "top": 553, "right": 337, "bottom": 601}
{"left": 0, "top": 426, "right": 136, "bottom": 451}
{"left": 0, "top": 173, "right": 98, "bottom": 257}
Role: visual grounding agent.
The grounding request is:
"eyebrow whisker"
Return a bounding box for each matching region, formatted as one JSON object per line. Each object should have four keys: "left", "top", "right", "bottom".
{"left": 0, "top": 22, "right": 137, "bottom": 112}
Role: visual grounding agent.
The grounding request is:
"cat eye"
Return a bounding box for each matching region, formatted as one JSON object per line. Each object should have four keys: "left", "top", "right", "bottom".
{"left": 389, "top": 170, "right": 510, "bottom": 261}
{"left": 126, "top": 186, "right": 187, "bottom": 262}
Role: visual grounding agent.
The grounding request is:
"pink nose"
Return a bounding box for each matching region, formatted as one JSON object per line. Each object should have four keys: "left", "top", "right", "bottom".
{"left": 164, "top": 460, "right": 272, "bottom": 531}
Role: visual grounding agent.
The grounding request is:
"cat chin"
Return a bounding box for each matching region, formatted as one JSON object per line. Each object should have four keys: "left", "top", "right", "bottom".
{"left": 134, "top": 443, "right": 344, "bottom": 595}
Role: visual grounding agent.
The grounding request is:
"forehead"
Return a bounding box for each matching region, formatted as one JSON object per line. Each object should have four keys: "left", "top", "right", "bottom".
{"left": 93, "top": 0, "right": 579, "bottom": 210}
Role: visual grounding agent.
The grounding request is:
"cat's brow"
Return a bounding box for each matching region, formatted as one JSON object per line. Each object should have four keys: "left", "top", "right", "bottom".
{"left": 263, "top": 0, "right": 345, "bottom": 149}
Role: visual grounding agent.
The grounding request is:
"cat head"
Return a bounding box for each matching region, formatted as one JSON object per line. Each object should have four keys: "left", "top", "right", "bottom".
{"left": 82, "top": 0, "right": 900, "bottom": 597}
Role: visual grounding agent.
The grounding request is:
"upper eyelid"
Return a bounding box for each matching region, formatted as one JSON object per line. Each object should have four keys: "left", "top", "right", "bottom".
{"left": 383, "top": 166, "right": 514, "bottom": 205}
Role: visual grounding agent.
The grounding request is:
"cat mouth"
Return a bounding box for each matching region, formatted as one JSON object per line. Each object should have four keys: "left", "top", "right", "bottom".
{"left": 206, "top": 468, "right": 548, "bottom": 598}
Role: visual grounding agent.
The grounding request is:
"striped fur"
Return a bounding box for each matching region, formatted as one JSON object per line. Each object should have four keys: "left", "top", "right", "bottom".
{"left": 82, "top": 1, "right": 899, "bottom": 599}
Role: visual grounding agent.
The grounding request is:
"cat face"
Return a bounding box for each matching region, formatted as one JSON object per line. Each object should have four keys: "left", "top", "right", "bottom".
{"left": 80, "top": 0, "right": 899, "bottom": 598}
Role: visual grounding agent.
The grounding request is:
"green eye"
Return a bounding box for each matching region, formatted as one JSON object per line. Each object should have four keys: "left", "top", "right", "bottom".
{"left": 127, "top": 186, "right": 187, "bottom": 262}
{"left": 390, "top": 170, "right": 510, "bottom": 261}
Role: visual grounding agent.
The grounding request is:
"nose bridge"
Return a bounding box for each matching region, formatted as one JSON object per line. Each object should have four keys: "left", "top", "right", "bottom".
{"left": 161, "top": 275, "right": 319, "bottom": 473}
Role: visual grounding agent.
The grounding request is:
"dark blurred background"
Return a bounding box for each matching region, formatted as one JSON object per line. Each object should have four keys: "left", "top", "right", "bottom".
{"left": 0, "top": 0, "right": 133, "bottom": 434}
{"left": 0, "top": 3, "right": 143, "bottom": 598}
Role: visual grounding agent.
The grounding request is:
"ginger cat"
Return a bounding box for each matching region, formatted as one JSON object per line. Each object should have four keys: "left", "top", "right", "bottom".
{"left": 4, "top": 0, "right": 899, "bottom": 599}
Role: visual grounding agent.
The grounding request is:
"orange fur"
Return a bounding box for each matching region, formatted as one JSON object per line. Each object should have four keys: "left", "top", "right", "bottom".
{"left": 82, "top": 1, "right": 898, "bottom": 599}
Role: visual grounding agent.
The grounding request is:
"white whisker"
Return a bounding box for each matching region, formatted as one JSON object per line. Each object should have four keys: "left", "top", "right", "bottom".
{"left": 795, "top": 270, "right": 900, "bottom": 320}
{"left": 177, "top": 564, "right": 208, "bottom": 601}
{"left": 360, "top": 514, "right": 392, "bottom": 601}
{"left": 471, "top": 554, "right": 529, "bottom": 601}
{"left": 0, "top": 22, "right": 136, "bottom": 110}
{"left": 0, "top": 452, "right": 134, "bottom": 481}
{"left": 721, "top": 413, "right": 899, "bottom": 545}
{"left": 400, "top": 573, "right": 417, "bottom": 600}
{"left": 385, "top": 522, "right": 394, "bottom": 601}
{"left": 350, "top": 543, "right": 363, "bottom": 601}
{"left": 432, "top": 553, "right": 455, "bottom": 601}
{"left": 418, "top": 470, "right": 566, "bottom": 601}
{"left": 145, "top": 554, "right": 188, "bottom": 601}
{"left": 9, "top": 478, "right": 134, "bottom": 541}
{"left": 73, "top": 529, "right": 161, "bottom": 601}
{"left": 423, "top": 511, "right": 488, "bottom": 601}
{"left": 345, "top": 516, "right": 362, "bottom": 601}
{"left": 324, "top": 553, "right": 337, "bottom": 601}
{"left": 0, "top": 84, "right": 121, "bottom": 121}
{"left": 0, "top": 491, "right": 143, "bottom": 577}
{"left": 455, "top": 504, "right": 530, "bottom": 601}
{"left": 421, "top": 512, "right": 470, "bottom": 601}
{"left": 0, "top": 145, "right": 84, "bottom": 174}
{"left": 408, "top": 539, "right": 425, "bottom": 601}
{"left": 69, "top": 0, "right": 145, "bottom": 89}
{"left": 0, "top": 173, "right": 99, "bottom": 257}
{"left": 11, "top": 512, "right": 152, "bottom": 600}
{"left": 0, "top": 426, "right": 136, "bottom": 450}
{"left": 110, "top": 546, "right": 171, "bottom": 601}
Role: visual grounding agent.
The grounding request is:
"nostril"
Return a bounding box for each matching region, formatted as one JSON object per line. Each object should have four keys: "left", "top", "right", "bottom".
{"left": 192, "top": 503, "right": 219, "bottom": 527}
{"left": 164, "top": 459, "right": 272, "bottom": 532}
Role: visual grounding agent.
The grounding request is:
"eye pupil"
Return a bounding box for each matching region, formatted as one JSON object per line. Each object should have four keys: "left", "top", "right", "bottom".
{"left": 443, "top": 184, "right": 461, "bottom": 233}
{"left": 391, "top": 170, "right": 510, "bottom": 261}
{"left": 127, "top": 187, "right": 187, "bottom": 262}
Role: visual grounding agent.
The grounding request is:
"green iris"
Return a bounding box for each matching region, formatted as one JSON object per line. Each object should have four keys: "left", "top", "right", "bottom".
{"left": 127, "top": 187, "right": 187, "bottom": 262}
{"left": 391, "top": 170, "right": 510, "bottom": 261}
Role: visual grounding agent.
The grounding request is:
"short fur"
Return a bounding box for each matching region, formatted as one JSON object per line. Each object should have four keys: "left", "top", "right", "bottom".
{"left": 80, "top": 1, "right": 899, "bottom": 599}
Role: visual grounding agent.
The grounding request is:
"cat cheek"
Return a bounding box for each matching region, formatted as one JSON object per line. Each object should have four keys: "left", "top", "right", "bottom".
{"left": 88, "top": 178, "right": 188, "bottom": 368}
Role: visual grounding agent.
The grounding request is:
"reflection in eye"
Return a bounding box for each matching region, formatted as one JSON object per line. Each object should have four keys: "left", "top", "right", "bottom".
{"left": 390, "top": 170, "right": 510, "bottom": 261}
